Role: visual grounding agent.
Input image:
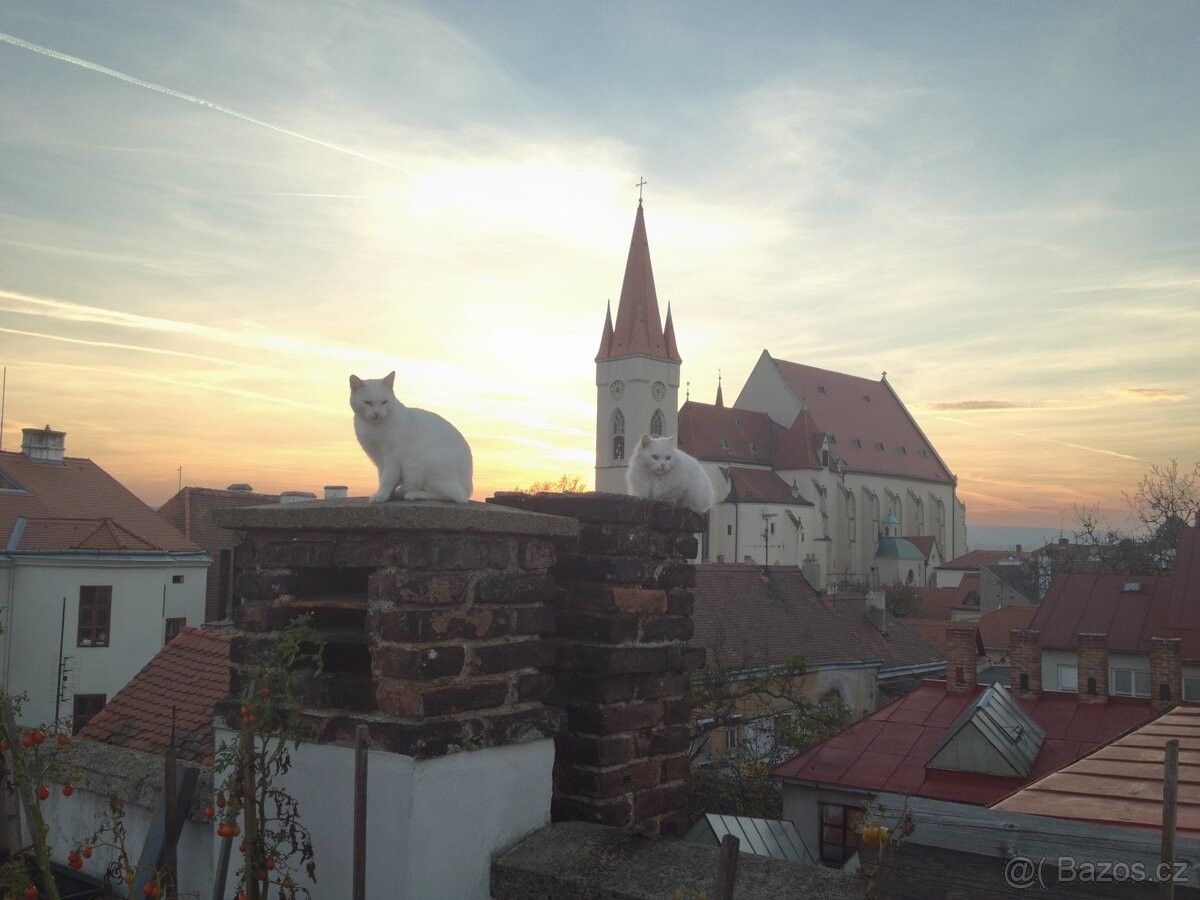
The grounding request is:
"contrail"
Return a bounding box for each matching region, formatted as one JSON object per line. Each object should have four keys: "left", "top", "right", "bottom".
{"left": 0, "top": 31, "right": 406, "bottom": 172}
{"left": 0, "top": 325, "right": 249, "bottom": 367}
{"left": 931, "top": 414, "right": 1141, "bottom": 463}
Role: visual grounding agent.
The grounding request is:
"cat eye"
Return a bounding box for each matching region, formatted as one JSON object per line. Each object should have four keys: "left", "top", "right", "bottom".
{"left": 652, "top": 455, "right": 659, "bottom": 460}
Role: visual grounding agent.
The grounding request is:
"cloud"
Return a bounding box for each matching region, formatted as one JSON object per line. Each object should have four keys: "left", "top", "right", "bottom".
{"left": 1118, "top": 387, "right": 1188, "bottom": 401}
{"left": 928, "top": 400, "right": 1032, "bottom": 411}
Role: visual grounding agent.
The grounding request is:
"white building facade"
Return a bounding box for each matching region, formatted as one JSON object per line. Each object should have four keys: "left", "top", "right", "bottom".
{"left": 0, "top": 427, "right": 208, "bottom": 727}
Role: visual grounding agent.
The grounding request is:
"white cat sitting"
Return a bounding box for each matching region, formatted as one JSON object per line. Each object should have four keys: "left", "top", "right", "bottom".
{"left": 626, "top": 434, "right": 714, "bottom": 514}
{"left": 349, "top": 372, "right": 473, "bottom": 504}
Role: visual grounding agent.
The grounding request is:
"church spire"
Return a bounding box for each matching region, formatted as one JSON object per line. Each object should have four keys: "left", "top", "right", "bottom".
{"left": 715, "top": 370, "right": 724, "bottom": 407}
{"left": 595, "top": 300, "right": 614, "bottom": 361}
{"left": 663, "top": 302, "right": 682, "bottom": 363}
{"left": 598, "top": 202, "right": 679, "bottom": 362}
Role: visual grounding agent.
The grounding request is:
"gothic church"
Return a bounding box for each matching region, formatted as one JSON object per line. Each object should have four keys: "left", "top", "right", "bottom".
{"left": 594, "top": 201, "right": 967, "bottom": 588}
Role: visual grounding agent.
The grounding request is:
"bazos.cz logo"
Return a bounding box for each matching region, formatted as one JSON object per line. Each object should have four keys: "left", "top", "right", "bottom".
{"left": 1003, "top": 855, "right": 1190, "bottom": 890}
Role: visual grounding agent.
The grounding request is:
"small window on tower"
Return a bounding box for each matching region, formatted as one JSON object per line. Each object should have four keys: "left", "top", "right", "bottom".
{"left": 613, "top": 435, "right": 625, "bottom": 460}
{"left": 650, "top": 409, "right": 665, "bottom": 437}
{"left": 612, "top": 408, "right": 625, "bottom": 460}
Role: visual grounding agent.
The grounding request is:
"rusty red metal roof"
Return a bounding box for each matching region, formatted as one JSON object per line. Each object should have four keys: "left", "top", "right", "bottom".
{"left": 976, "top": 605, "right": 1037, "bottom": 650}
{"left": 596, "top": 203, "right": 679, "bottom": 363}
{"left": 1029, "top": 573, "right": 1171, "bottom": 655}
{"left": 765, "top": 356, "right": 954, "bottom": 483}
{"left": 0, "top": 450, "right": 200, "bottom": 553}
{"left": 774, "top": 680, "right": 1154, "bottom": 805}
{"left": 915, "top": 574, "right": 981, "bottom": 619}
{"left": 725, "top": 468, "right": 812, "bottom": 505}
{"left": 79, "top": 627, "right": 232, "bottom": 765}
{"left": 993, "top": 704, "right": 1200, "bottom": 835}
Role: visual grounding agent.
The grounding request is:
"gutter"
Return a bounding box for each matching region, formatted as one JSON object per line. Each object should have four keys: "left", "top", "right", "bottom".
{"left": 692, "top": 658, "right": 884, "bottom": 683}
{"left": 878, "top": 661, "right": 947, "bottom": 679}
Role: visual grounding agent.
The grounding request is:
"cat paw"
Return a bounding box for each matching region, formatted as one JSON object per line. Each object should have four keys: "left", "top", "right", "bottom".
{"left": 368, "top": 490, "right": 394, "bottom": 503}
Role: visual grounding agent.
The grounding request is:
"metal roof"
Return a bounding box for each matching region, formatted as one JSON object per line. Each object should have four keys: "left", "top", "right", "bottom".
{"left": 930, "top": 681, "right": 1046, "bottom": 777}
{"left": 686, "top": 814, "right": 814, "bottom": 863}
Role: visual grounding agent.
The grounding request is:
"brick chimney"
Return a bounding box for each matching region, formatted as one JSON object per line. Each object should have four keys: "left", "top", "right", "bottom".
{"left": 1009, "top": 628, "right": 1042, "bottom": 698}
{"left": 946, "top": 623, "right": 978, "bottom": 694}
{"left": 21, "top": 426, "right": 65, "bottom": 463}
{"left": 1150, "top": 636, "right": 1182, "bottom": 713}
{"left": 1077, "top": 633, "right": 1108, "bottom": 703}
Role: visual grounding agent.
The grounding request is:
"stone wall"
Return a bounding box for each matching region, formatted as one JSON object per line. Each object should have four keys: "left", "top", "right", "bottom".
{"left": 489, "top": 491, "right": 706, "bottom": 837}
{"left": 216, "top": 500, "right": 577, "bottom": 757}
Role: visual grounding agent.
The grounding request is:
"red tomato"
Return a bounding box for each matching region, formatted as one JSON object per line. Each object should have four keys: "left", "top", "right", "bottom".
{"left": 56, "top": 734, "right": 70, "bottom": 748}
{"left": 20, "top": 732, "right": 34, "bottom": 749}
{"left": 24, "top": 886, "right": 38, "bottom": 900}
{"left": 62, "top": 783, "right": 75, "bottom": 797}
{"left": 0, "top": 738, "right": 11, "bottom": 752}
{"left": 30, "top": 729, "right": 45, "bottom": 746}
{"left": 36, "top": 784, "right": 50, "bottom": 801}
{"left": 204, "top": 804, "right": 215, "bottom": 819}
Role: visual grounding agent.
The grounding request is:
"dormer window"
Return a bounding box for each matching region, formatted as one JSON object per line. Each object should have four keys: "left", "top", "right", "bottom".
{"left": 852, "top": 439, "right": 862, "bottom": 448}
{"left": 817, "top": 386, "right": 827, "bottom": 394}
{"left": 749, "top": 442, "right": 757, "bottom": 454}
{"left": 875, "top": 441, "right": 885, "bottom": 452}
{"left": 863, "top": 394, "right": 871, "bottom": 402}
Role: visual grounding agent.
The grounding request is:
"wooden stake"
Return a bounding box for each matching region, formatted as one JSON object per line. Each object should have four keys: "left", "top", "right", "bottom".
{"left": 353, "top": 724, "right": 369, "bottom": 900}
{"left": 241, "top": 729, "right": 261, "bottom": 900}
{"left": 715, "top": 833, "right": 740, "bottom": 900}
{"left": 163, "top": 707, "right": 178, "bottom": 900}
{"left": 1161, "top": 738, "right": 1180, "bottom": 900}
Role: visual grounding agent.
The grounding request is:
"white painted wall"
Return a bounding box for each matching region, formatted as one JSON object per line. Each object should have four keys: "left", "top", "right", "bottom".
{"left": 0, "top": 556, "right": 208, "bottom": 727}
{"left": 1040, "top": 648, "right": 1200, "bottom": 699}
{"left": 781, "top": 782, "right": 872, "bottom": 867}
{"left": 211, "top": 728, "right": 554, "bottom": 900}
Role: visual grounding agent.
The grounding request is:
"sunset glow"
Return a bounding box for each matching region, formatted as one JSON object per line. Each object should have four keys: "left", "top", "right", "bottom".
{"left": 1, "top": 2, "right": 1196, "bottom": 529}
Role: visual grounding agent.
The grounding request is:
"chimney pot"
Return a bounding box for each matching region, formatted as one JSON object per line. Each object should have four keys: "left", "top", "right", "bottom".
{"left": 20, "top": 426, "right": 65, "bottom": 463}
{"left": 1077, "top": 633, "right": 1109, "bottom": 703}
{"left": 1009, "top": 628, "right": 1042, "bottom": 697}
{"left": 1016, "top": 544, "right": 1022, "bottom": 554}
{"left": 1150, "top": 636, "right": 1182, "bottom": 713}
{"left": 946, "top": 623, "right": 978, "bottom": 694}
{"left": 280, "top": 491, "right": 317, "bottom": 504}
{"left": 324, "top": 485, "right": 349, "bottom": 500}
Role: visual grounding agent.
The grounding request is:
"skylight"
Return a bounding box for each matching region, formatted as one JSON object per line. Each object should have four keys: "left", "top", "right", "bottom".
{"left": 928, "top": 682, "right": 1045, "bottom": 778}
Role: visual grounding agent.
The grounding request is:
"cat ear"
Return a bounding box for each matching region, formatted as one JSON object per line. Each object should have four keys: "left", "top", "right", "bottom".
{"left": 640, "top": 434, "right": 653, "bottom": 448}
{"left": 349, "top": 375, "right": 364, "bottom": 391}
{"left": 383, "top": 371, "right": 396, "bottom": 389}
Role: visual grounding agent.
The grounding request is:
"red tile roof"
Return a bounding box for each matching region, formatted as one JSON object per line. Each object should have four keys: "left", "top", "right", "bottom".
{"left": 993, "top": 704, "right": 1200, "bottom": 835}
{"left": 0, "top": 450, "right": 199, "bottom": 553}
{"left": 915, "top": 574, "right": 981, "bottom": 620}
{"left": 596, "top": 203, "right": 679, "bottom": 363}
{"left": 764, "top": 355, "right": 954, "bottom": 483}
{"left": 725, "top": 468, "right": 813, "bottom": 505}
{"left": 693, "top": 566, "right": 943, "bottom": 674}
{"left": 678, "top": 402, "right": 775, "bottom": 464}
{"left": 79, "top": 627, "right": 232, "bottom": 765}
{"left": 773, "top": 680, "right": 1154, "bottom": 805}
{"left": 940, "top": 549, "right": 1025, "bottom": 570}
{"left": 977, "top": 605, "right": 1037, "bottom": 650}
{"left": 899, "top": 618, "right": 976, "bottom": 654}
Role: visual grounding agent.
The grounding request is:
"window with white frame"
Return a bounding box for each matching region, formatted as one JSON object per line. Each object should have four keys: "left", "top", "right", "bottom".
{"left": 1111, "top": 668, "right": 1151, "bottom": 697}
{"left": 1183, "top": 676, "right": 1200, "bottom": 702}
{"left": 1058, "top": 664, "right": 1078, "bottom": 692}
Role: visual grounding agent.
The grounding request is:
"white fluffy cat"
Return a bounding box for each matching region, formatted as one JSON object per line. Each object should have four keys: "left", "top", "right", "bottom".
{"left": 349, "top": 372, "right": 473, "bottom": 504}
{"left": 626, "top": 434, "right": 714, "bottom": 513}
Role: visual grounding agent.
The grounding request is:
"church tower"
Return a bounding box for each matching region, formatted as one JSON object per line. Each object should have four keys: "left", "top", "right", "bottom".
{"left": 595, "top": 200, "right": 681, "bottom": 492}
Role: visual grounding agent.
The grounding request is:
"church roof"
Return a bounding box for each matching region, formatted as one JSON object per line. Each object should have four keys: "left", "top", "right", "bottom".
{"left": 725, "top": 468, "right": 813, "bottom": 506}
{"left": 597, "top": 203, "right": 680, "bottom": 363}
{"left": 677, "top": 402, "right": 825, "bottom": 470}
{"left": 761, "top": 354, "right": 955, "bottom": 484}
{"left": 595, "top": 301, "right": 614, "bottom": 361}
{"left": 876, "top": 536, "right": 926, "bottom": 560}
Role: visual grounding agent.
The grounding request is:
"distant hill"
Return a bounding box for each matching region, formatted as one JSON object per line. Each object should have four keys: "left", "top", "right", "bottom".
{"left": 966, "top": 524, "right": 1066, "bottom": 552}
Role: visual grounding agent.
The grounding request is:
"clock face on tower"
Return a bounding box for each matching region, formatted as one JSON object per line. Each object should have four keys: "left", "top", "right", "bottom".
{"left": 609, "top": 380, "right": 625, "bottom": 400}
{"left": 652, "top": 381, "right": 666, "bottom": 401}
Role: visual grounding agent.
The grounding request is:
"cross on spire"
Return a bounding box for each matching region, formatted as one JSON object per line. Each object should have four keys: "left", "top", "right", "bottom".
{"left": 636, "top": 177, "right": 647, "bottom": 205}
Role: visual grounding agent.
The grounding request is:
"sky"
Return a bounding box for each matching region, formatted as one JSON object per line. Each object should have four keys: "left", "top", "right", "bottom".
{"left": 0, "top": 1, "right": 1196, "bottom": 529}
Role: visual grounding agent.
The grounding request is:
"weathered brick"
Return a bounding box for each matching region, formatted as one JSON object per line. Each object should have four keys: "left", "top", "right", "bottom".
{"left": 513, "top": 604, "right": 555, "bottom": 635}
{"left": 560, "top": 645, "right": 669, "bottom": 675}
{"left": 659, "top": 809, "right": 691, "bottom": 838}
{"left": 551, "top": 795, "right": 633, "bottom": 828}
{"left": 379, "top": 678, "right": 510, "bottom": 717}
{"left": 369, "top": 570, "right": 471, "bottom": 606}
{"left": 636, "top": 725, "right": 692, "bottom": 757}
{"left": 554, "top": 673, "right": 639, "bottom": 704}
{"left": 662, "top": 698, "right": 691, "bottom": 726}
{"left": 640, "top": 615, "right": 694, "bottom": 642}
{"left": 566, "top": 701, "right": 662, "bottom": 735}
{"left": 558, "top": 733, "right": 637, "bottom": 767}
{"left": 660, "top": 753, "right": 689, "bottom": 783}
{"left": 520, "top": 539, "right": 558, "bottom": 571}
{"left": 632, "top": 782, "right": 689, "bottom": 820}
{"left": 577, "top": 525, "right": 673, "bottom": 559}
{"left": 633, "top": 672, "right": 690, "bottom": 701}
{"left": 475, "top": 573, "right": 555, "bottom": 604}
{"left": 471, "top": 639, "right": 556, "bottom": 675}
{"left": 657, "top": 563, "right": 695, "bottom": 589}
{"left": 672, "top": 535, "right": 699, "bottom": 559}
{"left": 665, "top": 588, "right": 694, "bottom": 617}
{"left": 334, "top": 536, "right": 409, "bottom": 568}
{"left": 485, "top": 705, "right": 564, "bottom": 745}
{"left": 257, "top": 540, "right": 335, "bottom": 569}
{"left": 516, "top": 671, "right": 555, "bottom": 703}
{"left": 372, "top": 645, "right": 464, "bottom": 680}
{"left": 555, "top": 611, "right": 639, "bottom": 643}
{"left": 558, "top": 759, "right": 660, "bottom": 799}
{"left": 234, "top": 570, "right": 303, "bottom": 603}
{"left": 372, "top": 608, "right": 510, "bottom": 643}
{"left": 554, "top": 555, "right": 663, "bottom": 586}
{"left": 405, "top": 536, "right": 492, "bottom": 570}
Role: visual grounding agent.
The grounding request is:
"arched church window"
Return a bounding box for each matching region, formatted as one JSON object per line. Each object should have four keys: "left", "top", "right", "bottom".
{"left": 612, "top": 409, "right": 625, "bottom": 460}
{"left": 650, "top": 409, "right": 665, "bottom": 437}
{"left": 907, "top": 569, "right": 915, "bottom": 585}
{"left": 847, "top": 494, "right": 857, "bottom": 544}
